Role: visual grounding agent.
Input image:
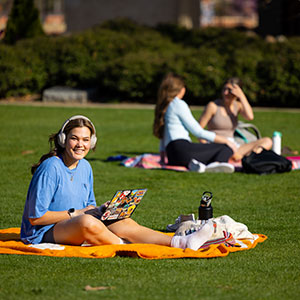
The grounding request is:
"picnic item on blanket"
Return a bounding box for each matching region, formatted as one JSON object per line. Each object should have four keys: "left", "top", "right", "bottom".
{"left": 198, "top": 191, "right": 213, "bottom": 223}
{"left": 174, "top": 220, "right": 237, "bottom": 249}
{"left": 175, "top": 215, "right": 254, "bottom": 241}
{"left": 281, "top": 146, "right": 298, "bottom": 156}
{"left": 242, "top": 149, "right": 292, "bottom": 174}
{"left": 272, "top": 131, "right": 282, "bottom": 155}
{"left": 168, "top": 191, "right": 214, "bottom": 235}
{"left": 85, "top": 189, "right": 147, "bottom": 221}
{"left": 166, "top": 214, "right": 195, "bottom": 232}
{"left": 169, "top": 191, "right": 256, "bottom": 244}
{"left": 234, "top": 121, "right": 261, "bottom": 145}
{"left": 0, "top": 227, "right": 267, "bottom": 260}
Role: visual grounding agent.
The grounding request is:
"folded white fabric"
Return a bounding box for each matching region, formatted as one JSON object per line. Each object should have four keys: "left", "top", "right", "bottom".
{"left": 213, "top": 215, "right": 254, "bottom": 240}
{"left": 175, "top": 215, "right": 254, "bottom": 240}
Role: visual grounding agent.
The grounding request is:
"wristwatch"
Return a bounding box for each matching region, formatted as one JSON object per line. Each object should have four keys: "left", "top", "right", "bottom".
{"left": 68, "top": 208, "right": 75, "bottom": 218}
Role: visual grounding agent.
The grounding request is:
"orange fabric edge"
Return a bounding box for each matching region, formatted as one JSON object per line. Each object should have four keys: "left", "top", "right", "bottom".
{"left": 0, "top": 228, "right": 267, "bottom": 260}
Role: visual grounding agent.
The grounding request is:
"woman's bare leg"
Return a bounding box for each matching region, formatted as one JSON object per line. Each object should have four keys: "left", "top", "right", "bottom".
{"left": 53, "top": 214, "right": 121, "bottom": 245}
{"left": 107, "top": 218, "right": 172, "bottom": 246}
{"left": 237, "top": 137, "right": 272, "bottom": 157}
{"left": 51, "top": 216, "right": 213, "bottom": 250}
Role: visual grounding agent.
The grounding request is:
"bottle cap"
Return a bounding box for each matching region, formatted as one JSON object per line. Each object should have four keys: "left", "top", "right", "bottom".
{"left": 273, "top": 131, "right": 282, "bottom": 137}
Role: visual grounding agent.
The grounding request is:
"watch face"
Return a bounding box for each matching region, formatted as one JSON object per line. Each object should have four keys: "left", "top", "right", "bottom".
{"left": 69, "top": 208, "right": 75, "bottom": 213}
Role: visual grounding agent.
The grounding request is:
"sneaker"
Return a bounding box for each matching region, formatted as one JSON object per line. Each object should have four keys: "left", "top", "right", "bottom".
{"left": 175, "top": 220, "right": 202, "bottom": 236}
{"left": 205, "top": 162, "right": 234, "bottom": 173}
{"left": 166, "top": 214, "right": 195, "bottom": 232}
{"left": 188, "top": 159, "right": 206, "bottom": 173}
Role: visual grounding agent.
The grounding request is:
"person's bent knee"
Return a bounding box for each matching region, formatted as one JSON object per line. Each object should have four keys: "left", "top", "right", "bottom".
{"left": 257, "top": 137, "right": 272, "bottom": 150}
{"left": 53, "top": 214, "right": 105, "bottom": 245}
{"left": 263, "top": 137, "right": 273, "bottom": 150}
{"left": 77, "top": 214, "right": 105, "bottom": 237}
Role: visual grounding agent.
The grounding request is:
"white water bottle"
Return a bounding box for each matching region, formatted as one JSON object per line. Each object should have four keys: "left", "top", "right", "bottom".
{"left": 272, "top": 131, "right": 282, "bottom": 155}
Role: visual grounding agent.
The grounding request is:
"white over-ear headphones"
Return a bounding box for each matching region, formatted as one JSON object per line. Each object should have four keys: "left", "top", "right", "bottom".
{"left": 57, "top": 115, "right": 97, "bottom": 149}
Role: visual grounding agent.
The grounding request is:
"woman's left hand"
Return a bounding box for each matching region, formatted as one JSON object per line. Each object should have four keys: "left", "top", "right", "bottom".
{"left": 231, "top": 84, "right": 254, "bottom": 120}
{"left": 99, "top": 201, "right": 110, "bottom": 213}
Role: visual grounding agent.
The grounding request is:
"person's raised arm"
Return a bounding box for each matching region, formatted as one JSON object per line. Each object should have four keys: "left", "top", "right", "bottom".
{"left": 231, "top": 84, "right": 254, "bottom": 121}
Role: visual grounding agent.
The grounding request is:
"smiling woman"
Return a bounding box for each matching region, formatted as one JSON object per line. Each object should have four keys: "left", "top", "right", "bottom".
{"left": 30, "top": 115, "right": 97, "bottom": 175}
{"left": 62, "top": 126, "right": 93, "bottom": 169}
{"left": 20, "top": 115, "right": 215, "bottom": 251}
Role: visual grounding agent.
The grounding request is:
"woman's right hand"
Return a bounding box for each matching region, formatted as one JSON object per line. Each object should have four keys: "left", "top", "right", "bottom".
{"left": 214, "top": 135, "right": 238, "bottom": 154}
{"left": 226, "top": 140, "right": 238, "bottom": 154}
{"left": 75, "top": 205, "right": 96, "bottom": 217}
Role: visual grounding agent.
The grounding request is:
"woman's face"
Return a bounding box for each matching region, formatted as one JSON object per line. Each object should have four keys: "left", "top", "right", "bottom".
{"left": 222, "top": 83, "right": 236, "bottom": 102}
{"left": 64, "top": 126, "right": 92, "bottom": 166}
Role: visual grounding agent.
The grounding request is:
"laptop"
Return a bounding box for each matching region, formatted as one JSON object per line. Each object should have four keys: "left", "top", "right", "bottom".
{"left": 100, "top": 188, "right": 147, "bottom": 221}
{"left": 85, "top": 189, "right": 147, "bottom": 221}
{"left": 84, "top": 188, "right": 147, "bottom": 221}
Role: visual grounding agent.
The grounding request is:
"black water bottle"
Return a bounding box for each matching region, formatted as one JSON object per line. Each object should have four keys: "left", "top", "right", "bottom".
{"left": 198, "top": 191, "right": 213, "bottom": 224}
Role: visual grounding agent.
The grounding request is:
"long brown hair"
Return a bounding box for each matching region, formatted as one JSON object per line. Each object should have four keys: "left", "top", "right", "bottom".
{"left": 31, "top": 118, "right": 95, "bottom": 175}
{"left": 153, "top": 73, "right": 185, "bottom": 139}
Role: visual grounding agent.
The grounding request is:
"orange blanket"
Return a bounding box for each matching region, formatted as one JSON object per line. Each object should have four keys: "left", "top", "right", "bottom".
{"left": 0, "top": 228, "right": 267, "bottom": 260}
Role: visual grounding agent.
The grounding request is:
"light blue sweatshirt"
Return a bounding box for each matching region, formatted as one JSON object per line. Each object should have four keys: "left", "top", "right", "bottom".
{"left": 160, "top": 97, "right": 216, "bottom": 151}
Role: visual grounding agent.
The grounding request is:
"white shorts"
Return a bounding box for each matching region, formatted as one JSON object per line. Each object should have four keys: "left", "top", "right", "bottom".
{"left": 227, "top": 137, "right": 241, "bottom": 149}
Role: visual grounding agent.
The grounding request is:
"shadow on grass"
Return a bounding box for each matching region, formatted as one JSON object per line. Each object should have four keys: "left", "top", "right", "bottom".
{"left": 0, "top": 232, "right": 20, "bottom": 241}
{"left": 87, "top": 151, "right": 155, "bottom": 163}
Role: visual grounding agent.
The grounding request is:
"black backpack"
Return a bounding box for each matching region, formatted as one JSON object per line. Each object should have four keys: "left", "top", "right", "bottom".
{"left": 242, "top": 149, "right": 292, "bottom": 174}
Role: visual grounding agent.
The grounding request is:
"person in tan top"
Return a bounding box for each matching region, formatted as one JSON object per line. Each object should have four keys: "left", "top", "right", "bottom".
{"left": 199, "top": 78, "right": 272, "bottom": 160}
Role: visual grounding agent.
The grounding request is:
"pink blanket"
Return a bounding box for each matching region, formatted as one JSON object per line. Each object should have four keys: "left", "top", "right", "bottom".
{"left": 121, "top": 153, "right": 188, "bottom": 171}
{"left": 121, "top": 154, "right": 300, "bottom": 172}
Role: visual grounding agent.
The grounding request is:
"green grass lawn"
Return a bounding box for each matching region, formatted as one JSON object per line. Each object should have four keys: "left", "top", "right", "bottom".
{"left": 0, "top": 104, "right": 299, "bottom": 300}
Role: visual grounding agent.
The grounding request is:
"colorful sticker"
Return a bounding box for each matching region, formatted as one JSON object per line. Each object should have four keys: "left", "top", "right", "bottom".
{"left": 102, "top": 189, "right": 147, "bottom": 220}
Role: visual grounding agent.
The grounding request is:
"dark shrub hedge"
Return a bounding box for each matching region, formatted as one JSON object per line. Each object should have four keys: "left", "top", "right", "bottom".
{"left": 0, "top": 19, "right": 299, "bottom": 107}
{"left": 0, "top": 44, "right": 46, "bottom": 96}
